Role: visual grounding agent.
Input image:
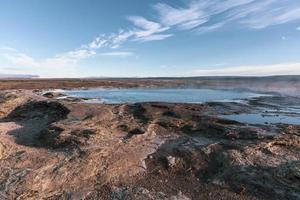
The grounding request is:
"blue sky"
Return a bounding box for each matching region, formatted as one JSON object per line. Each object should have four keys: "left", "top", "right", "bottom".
{"left": 0, "top": 0, "right": 300, "bottom": 78}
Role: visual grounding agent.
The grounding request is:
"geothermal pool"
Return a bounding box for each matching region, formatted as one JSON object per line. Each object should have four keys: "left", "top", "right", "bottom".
{"left": 221, "top": 113, "right": 300, "bottom": 125}
{"left": 62, "top": 88, "right": 267, "bottom": 104}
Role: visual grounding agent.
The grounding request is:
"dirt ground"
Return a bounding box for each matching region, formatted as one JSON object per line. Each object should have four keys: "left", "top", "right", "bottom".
{"left": 0, "top": 79, "right": 299, "bottom": 199}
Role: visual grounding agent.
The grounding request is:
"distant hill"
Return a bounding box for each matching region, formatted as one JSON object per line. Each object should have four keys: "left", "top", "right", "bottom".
{"left": 0, "top": 74, "right": 39, "bottom": 79}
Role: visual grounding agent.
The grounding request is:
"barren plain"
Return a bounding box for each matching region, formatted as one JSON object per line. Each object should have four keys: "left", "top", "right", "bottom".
{"left": 0, "top": 77, "right": 299, "bottom": 200}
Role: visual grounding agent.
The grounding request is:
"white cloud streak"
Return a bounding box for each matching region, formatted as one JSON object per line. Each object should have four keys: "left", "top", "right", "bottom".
{"left": 0, "top": 46, "right": 96, "bottom": 78}
{"left": 99, "top": 51, "right": 134, "bottom": 57}
{"left": 152, "top": 0, "right": 300, "bottom": 32}
{"left": 241, "top": 6, "right": 300, "bottom": 29}
{"left": 84, "top": 16, "right": 172, "bottom": 49}
{"left": 127, "top": 16, "right": 172, "bottom": 41}
{"left": 153, "top": 2, "right": 209, "bottom": 30}
{"left": 3, "top": 53, "right": 38, "bottom": 67}
{"left": 193, "top": 63, "right": 300, "bottom": 76}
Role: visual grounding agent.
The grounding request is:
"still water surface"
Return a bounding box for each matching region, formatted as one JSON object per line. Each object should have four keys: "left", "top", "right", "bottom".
{"left": 221, "top": 113, "right": 300, "bottom": 125}
{"left": 62, "top": 88, "right": 265, "bottom": 104}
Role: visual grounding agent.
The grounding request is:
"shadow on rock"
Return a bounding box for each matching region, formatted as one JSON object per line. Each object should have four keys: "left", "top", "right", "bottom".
{"left": 124, "top": 128, "right": 145, "bottom": 140}
{"left": 215, "top": 161, "right": 300, "bottom": 200}
{"left": 129, "top": 104, "right": 149, "bottom": 124}
{"left": 2, "top": 101, "right": 70, "bottom": 148}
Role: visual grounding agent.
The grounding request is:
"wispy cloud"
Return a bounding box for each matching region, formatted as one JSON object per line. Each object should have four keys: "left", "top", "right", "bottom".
{"left": 151, "top": 0, "right": 300, "bottom": 33}
{"left": 241, "top": 5, "right": 300, "bottom": 29}
{"left": 1, "top": 47, "right": 96, "bottom": 68}
{"left": 99, "top": 51, "right": 134, "bottom": 57}
{"left": 2, "top": 52, "right": 38, "bottom": 67}
{"left": 0, "top": 46, "right": 18, "bottom": 52}
{"left": 153, "top": 0, "right": 258, "bottom": 30}
{"left": 0, "top": 46, "right": 95, "bottom": 77}
{"left": 153, "top": 2, "right": 209, "bottom": 30}
{"left": 193, "top": 63, "right": 300, "bottom": 76}
{"left": 84, "top": 16, "right": 172, "bottom": 49}
{"left": 297, "top": 26, "right": 300, "bottom": 31}
{"left": 85, "top": 31, "right": 133, "bottom": 50}
{"left": 127, "top": 16, "right": 172, "bottom": 42}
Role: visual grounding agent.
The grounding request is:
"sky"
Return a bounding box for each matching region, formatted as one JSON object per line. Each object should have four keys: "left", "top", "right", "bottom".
{"left": 0, "top": 0, "right": 300, "bottom": 78}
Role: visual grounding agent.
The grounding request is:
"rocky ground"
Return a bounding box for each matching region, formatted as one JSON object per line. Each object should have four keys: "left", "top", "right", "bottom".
{"left": 0, "top": 87, "right": 299, "bottom": 200}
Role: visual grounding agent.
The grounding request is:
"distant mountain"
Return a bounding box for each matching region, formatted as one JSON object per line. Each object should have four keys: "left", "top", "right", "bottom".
{"left": 0, "top": 74, "right": 39, "bottom": 79}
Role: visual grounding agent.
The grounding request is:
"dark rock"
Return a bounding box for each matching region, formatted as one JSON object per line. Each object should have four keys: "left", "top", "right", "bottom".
{"left": 43, "top": 92, "right": 65, "bottom": 98}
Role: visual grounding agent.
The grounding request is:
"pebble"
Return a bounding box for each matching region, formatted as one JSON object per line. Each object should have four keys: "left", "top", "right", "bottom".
{"left": 167, "top": 156, "right": 176, "bottom": 167}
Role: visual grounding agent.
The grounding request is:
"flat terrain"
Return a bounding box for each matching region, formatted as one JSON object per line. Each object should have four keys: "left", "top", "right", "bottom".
{"left": 0, "top": 77, "right": 299, "bottom": 199}
{"left": 0, "top": 76, "right": 300, "bottom": 95}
